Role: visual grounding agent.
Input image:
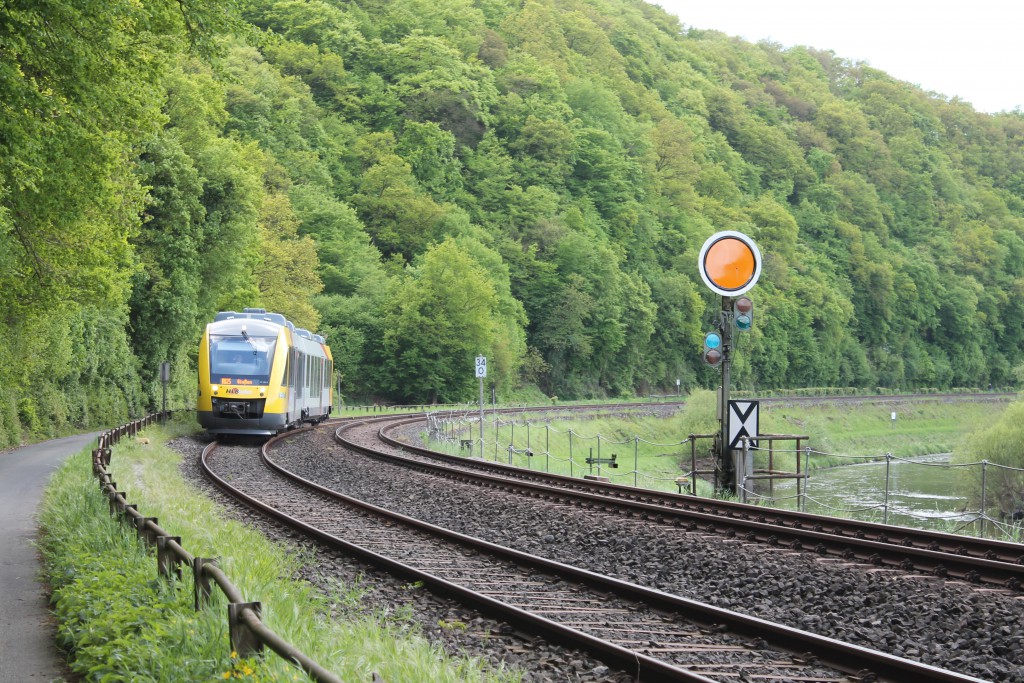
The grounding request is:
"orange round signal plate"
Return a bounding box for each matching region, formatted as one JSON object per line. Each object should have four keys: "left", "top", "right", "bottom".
{"left": 698, "top": 231, "right": 761, "bottom": 296}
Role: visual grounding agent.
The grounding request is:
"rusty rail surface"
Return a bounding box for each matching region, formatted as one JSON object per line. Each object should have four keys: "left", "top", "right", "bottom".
{"left": 90, "top": 414, "right": 345, "bottom": 683}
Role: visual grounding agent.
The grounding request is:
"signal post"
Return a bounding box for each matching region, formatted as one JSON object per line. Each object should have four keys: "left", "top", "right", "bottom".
{"left": 698, "top": 231, "right": 761, "bottom": 495}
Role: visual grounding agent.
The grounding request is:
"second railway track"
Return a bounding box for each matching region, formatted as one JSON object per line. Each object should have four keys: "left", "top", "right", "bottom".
{"left": 345, "top": 413, "right": 1024, "bottom": 591}
{"left": 300, "top": 414, "right": 1023, "bottom": 681}
{"left": 197, "top": 421, "right": 1017, "bottom": 682}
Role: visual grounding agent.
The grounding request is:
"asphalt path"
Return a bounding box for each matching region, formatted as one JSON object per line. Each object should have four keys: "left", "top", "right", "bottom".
{"left": 0, "top": 432, "right": 99, "bottom": 682}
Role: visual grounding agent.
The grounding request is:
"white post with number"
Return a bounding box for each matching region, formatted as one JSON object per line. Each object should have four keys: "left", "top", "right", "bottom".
{"left": 476, "top": 356, "right": 487, "bottom": 457}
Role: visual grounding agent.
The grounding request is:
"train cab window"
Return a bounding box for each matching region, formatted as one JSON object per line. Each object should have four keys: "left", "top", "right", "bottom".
{"left": 210, "top": 335, "right": 276, "bottom": 385}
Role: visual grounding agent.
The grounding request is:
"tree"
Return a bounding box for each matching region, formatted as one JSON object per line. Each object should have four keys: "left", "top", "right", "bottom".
{"left": 378, "top": 238, "right": 526, "bottom": 403}
{"left": 250, "top": 191, "right": 323, "bottom": 331}
{"left": 0, "top": 0, "right": 236, "bottom": 433}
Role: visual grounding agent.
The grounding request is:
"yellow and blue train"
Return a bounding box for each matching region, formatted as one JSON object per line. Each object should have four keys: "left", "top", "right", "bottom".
{"left": 197, "top": 308, "right": 333, "bottom": 435}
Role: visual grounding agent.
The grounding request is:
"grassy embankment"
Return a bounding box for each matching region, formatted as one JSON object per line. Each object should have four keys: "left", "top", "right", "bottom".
{"left": 422, "top": 392, "right": 1013, "bottom": 496}
{"left": 38, "top": 417, "right": 518, "bottom": 683}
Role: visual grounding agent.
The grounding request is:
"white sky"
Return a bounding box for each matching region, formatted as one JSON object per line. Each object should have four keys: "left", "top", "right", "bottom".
{"left": 653, "top": 0, "right": 1023, "bottom": 114}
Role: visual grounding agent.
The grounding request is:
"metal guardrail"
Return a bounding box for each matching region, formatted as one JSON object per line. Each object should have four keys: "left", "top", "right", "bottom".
{"left": 90, "top": 413, "right": 347, "bottom": 683}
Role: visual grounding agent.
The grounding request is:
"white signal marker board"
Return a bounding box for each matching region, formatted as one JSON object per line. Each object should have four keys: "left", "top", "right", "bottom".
{"left": 727, "top": 400, "right": 759, "bottom": 450}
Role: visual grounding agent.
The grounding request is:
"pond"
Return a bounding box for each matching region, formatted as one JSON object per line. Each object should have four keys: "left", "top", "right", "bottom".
{"left": 762, "top": 454, "right": 977, "bottom": 532}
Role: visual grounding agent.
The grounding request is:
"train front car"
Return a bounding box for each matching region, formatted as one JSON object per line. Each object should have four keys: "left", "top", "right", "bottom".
{"left": 197, "top": 309, "right": 332, "bottom": 436}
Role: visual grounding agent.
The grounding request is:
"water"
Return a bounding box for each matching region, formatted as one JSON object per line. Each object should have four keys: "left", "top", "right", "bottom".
{"left": 764, "top": 454, "right": 976, "bottom": 531}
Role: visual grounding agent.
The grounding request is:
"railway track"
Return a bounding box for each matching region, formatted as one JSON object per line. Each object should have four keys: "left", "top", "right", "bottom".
{"left": 338, "top": 413, "right": 1024, "bottom": 591}
{"left": 201, "top": 426, "right": 990, "bottom": 682}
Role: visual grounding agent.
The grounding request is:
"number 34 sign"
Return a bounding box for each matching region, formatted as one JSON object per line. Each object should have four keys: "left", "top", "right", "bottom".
{"left": 475, "top": 356, "right": 487, "bottom": 378}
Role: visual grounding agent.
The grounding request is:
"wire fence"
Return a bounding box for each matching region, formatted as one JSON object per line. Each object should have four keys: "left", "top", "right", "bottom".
{"left": 425, "top": 407, "right": 697, "bottom": 492}
{"left": 737, "top": 441, "right": 1024, "bottom": 541}
{"left": 425, "top": 409, "right": 1024, "bottom": 542}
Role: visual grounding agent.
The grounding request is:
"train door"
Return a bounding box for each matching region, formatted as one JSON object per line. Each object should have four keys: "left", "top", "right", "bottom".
{"left": 292, "top": 346, "right": 304, "bottom": 419}
{"left": 317, "top": 356, "right": 325, "bottom": 416}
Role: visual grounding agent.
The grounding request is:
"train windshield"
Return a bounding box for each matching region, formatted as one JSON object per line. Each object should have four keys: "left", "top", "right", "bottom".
{"left": 209, "top": 335, "right": 277, "bottom": 385}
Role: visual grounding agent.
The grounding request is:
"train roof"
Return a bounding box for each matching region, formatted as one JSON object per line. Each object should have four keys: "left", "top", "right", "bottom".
{"left": 210, "top": 308, "right": 326, "bottom": 343}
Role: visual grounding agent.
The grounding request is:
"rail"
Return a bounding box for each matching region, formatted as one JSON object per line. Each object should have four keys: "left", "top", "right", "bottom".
{"left": 423, "top": 406, "right": 1024, "bottom": 542}
{"left": 90, "top": 413, "right": 348, "bottom": 683}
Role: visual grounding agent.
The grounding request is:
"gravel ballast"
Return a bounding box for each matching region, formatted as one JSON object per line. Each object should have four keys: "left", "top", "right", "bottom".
{"left": 174, "top": 434, "right": 630, "bottom": 682}
{"left": 178, "top": 425, "right": 1024, "bottom": 682}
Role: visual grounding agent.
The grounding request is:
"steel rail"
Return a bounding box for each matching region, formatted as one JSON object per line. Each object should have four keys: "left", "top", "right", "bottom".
{"left": 341, "top": 414, "right": 1024, "bottom": 589}
{"left": 198, "top": 441, "right": 345, "bottom": 683}
{"left": 202, "top": 424, "right": 990, "bottom": 683}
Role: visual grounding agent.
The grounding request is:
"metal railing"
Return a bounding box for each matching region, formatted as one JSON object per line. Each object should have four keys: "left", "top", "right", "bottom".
{"left": 427, "top": 409, "right": 695, "bottom": 490}
{"left": 91, "top": 413, "right": 347, "bottom": 683}
{"left": 739, "top": 443, "right": 1024, "bottom": 541}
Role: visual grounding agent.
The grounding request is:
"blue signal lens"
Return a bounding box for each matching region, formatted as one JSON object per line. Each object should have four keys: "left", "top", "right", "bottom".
{"left": 704, "top": 332, "right": 722, "bottom": 349}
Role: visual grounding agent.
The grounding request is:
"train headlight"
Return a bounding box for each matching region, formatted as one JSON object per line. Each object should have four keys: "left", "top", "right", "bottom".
{"left": 211, "top": 385, "right": 219, "bottom": 395}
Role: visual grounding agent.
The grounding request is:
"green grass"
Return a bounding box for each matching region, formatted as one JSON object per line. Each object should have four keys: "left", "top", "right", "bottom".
{"left": 422, "top": 393, "right": 1014, "bottom": 495}
{"left": 758, "top": 398, "right": 1010, "bottom": 472}
{"left": 426, "top": 393, "right": 720, "bottom": 496}
{"left": 39, "top": 417, "right": 519, "bottom": 683}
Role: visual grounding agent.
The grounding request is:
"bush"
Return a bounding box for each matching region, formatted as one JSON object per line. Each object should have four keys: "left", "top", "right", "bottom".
{"left": 38, "top": 444, "right": 241, "bottom": 681}
{"left": 953, "top": 398, "right": 1024, "bottom": 517}
{"left": 16, "top": 397, "right": 39, "bottom": 438}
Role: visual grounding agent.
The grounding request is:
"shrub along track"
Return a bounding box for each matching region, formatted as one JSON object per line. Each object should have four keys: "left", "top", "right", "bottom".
{"left": 297, "top": 413, "right": 1023, "bottom": 682}
{"left": 199, "top": 420, "right": 1002, "bottom": 682}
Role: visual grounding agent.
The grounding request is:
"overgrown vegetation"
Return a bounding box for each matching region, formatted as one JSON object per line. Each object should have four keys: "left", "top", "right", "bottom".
{"left": 38, "top": 419, "right": 517, "bottom": 682}
{"left": 765, "top": 398, "right": 1006, "bottom": 458}
{"left": 4, "top": 0, "right": 1024, "bottom": 445}
{"left": 953, "top": 397, "right": 1024, "bottom": 519}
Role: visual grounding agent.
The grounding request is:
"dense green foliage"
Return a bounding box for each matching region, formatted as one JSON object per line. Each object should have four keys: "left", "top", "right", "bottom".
{"left": 3, "top": 0, "right": 1024, "bottom": 442}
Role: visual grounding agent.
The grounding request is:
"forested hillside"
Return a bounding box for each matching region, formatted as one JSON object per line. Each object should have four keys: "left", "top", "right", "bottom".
{"left": 2, "top": 0, "right": 1023, "bottom": 444}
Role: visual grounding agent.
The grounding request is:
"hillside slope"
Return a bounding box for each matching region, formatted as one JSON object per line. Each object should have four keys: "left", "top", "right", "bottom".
{"left": 1, "top": 0, "right": 1022, "bottom": 441}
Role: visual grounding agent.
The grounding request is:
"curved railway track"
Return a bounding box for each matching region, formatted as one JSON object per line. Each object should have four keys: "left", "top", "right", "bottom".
{"left": 342, "top": 413, "right": 1024, "bottom": 591}
{"left": 200, "top": 423, "right": 991, "bottom": 683}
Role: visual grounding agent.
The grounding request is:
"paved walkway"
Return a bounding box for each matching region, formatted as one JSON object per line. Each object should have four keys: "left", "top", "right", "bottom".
{"left": 0, "top": 432, "right": 99, "bottom": 682}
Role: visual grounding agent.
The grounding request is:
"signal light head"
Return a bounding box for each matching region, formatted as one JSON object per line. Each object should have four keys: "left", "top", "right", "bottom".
{"left": 702, "top": 331, "right": 723, "bottom": 367}
{"left": 733, "top": 296, "right": 753, "bottom": 332}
